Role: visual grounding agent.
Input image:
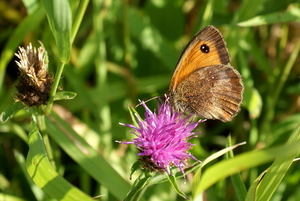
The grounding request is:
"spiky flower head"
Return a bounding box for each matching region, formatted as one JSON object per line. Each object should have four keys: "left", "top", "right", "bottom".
{"left": 118, "top": 99, "right": 205, "bottom": 175}
{"left": 14, "top": 42, "right": 53, "bottom": 106}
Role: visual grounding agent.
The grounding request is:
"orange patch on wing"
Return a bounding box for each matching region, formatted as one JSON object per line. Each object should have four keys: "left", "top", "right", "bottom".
{"left": 169, "top": 40, "right": 223, "bottom": 91}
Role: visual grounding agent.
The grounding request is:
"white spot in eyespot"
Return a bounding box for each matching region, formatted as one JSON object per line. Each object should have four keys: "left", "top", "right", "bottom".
{"left": 212, "top": 76, "right": 214, "bottom": 79}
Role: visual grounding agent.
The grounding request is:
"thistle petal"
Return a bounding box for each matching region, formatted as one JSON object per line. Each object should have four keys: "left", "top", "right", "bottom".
{"left": 118, "top": 98, "right": 205, "bottom": 175}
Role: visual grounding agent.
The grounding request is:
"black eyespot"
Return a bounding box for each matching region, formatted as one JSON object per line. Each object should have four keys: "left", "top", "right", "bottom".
{"left": 200, "top": 44, "right": 210, "bottom": 53}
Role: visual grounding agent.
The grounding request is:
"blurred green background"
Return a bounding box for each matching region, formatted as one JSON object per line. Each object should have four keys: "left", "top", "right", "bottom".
{"left": 1, "top": 0, "right": 300, "bottom": 200}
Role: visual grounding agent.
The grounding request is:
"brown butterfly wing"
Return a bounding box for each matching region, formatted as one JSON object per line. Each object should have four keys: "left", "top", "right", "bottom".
{"left": 168, "top": 65, "right": 243, "bottom": 122}
{"left": 169, "top": 25, "right": 230, "bottom": 91}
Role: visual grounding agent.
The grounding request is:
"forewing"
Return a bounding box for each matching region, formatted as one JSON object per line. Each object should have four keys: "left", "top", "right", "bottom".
{"left": 169, "top": 26, "right": 230, "bottom": 91}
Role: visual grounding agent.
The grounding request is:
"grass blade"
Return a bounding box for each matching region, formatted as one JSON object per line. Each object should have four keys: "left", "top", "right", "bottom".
{"left": 45, "top": 112, "right": 131, "bottom": 200}
{"left": 26, "top": 121, "right": 93, "bottom": 201}
{"left": 40, "top": 0, "right": 72, "bottom": 63}
{"left": 256, "top": 123, "right": 300, "bottom": 201}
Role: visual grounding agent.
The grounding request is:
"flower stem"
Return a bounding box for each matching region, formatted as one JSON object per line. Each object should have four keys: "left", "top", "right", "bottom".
{"left": 44, "top": 1, "right": 89, "bottom": 114}
{"left": 45, "top": 62, "right": 65, "bottom": 114}
{"left": 71, "top": 0, "right": 90, "bottom": 43}
{"left": 33, "top": 107, "right": 55, "bottom": 168}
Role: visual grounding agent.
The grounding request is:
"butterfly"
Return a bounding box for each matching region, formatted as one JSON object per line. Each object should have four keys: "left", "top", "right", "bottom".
{"left": 167, "top": 25, "right": 244, "bottom": 122}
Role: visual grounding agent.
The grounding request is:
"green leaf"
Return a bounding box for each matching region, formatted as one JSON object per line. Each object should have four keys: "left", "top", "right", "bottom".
{"left": 127, "top": 103, "right": 141, "bottom": 127}
{"left": 194, "top": 139, "right": 300, "bottom": 196}
{"left": 192, "top": 165, "right": 203, "bottom": 201}
{"left": 238, "top": 3, "right": 300, "bottom": 27}
{"left": 14, "top": 150, "right": 45, "bottom": 200}
{"left": 130, "top": 161, "right": 142, "bottom": 180}
{"left": 256, "top": 123, "right": 300, "bottom": 201}
{"left": 125, "top": 172, "right": 152, "bottom": 201}
{"left": 26, "top": 121, "right": 94, "bottom": 201}
{"left": 192, "top": 142, "right": 246, "bottom": 199}
{"left": 45, "top": 112, "right": 131, "bottom": 200}
{"left": 53, "top": 91, "right": 77, "bottom": 101}
{"left": 22, "top": 0, "right": 40, "bottom": 14}
{"left": 202, "top": 142, "right": 246, "bottom": 167}
{"left": 0, "top": 102, "right": 25, "bottom": 123}
{"left": 245, "top": 171, "right": 267, "bottom": 201}
{"left": 40, "top": 0, "right": 72, "bottom": 63}
{"left": 226, "top": 137, "right": 247, "bottom": 201}
{"left": 166, "top": 173, "right": 189, "bottom": 199}
{"left": 147, "top": 162, "right": 202, "bottom": 186}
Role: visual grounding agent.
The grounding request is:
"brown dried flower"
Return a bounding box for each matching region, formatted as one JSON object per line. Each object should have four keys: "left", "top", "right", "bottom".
{"left": 14, "top": 43, "right": 53, "bottom": 106}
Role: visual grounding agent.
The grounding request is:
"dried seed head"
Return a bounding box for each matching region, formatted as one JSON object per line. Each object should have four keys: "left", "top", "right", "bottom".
{"left": 14, "top": 43, "right": 53, "bottom": 106}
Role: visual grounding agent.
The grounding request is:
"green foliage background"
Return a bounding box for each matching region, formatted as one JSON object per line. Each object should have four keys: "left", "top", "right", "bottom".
{"left": 1, "top": 0, "right": 300, "bottom": 200}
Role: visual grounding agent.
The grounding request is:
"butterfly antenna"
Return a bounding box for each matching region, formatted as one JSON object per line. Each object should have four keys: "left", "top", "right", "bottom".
{"left": 135, "top": 96, "right": 161, "bottom": 108}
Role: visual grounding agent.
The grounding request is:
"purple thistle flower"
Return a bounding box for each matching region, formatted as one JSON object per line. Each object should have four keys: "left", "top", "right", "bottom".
{"left": 118, "top": 99, "right": 205, "bottom": 175}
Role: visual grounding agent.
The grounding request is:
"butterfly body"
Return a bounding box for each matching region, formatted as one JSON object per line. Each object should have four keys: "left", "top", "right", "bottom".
{"left": 167, "top": 26, "right": 243, "bottom": 122}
